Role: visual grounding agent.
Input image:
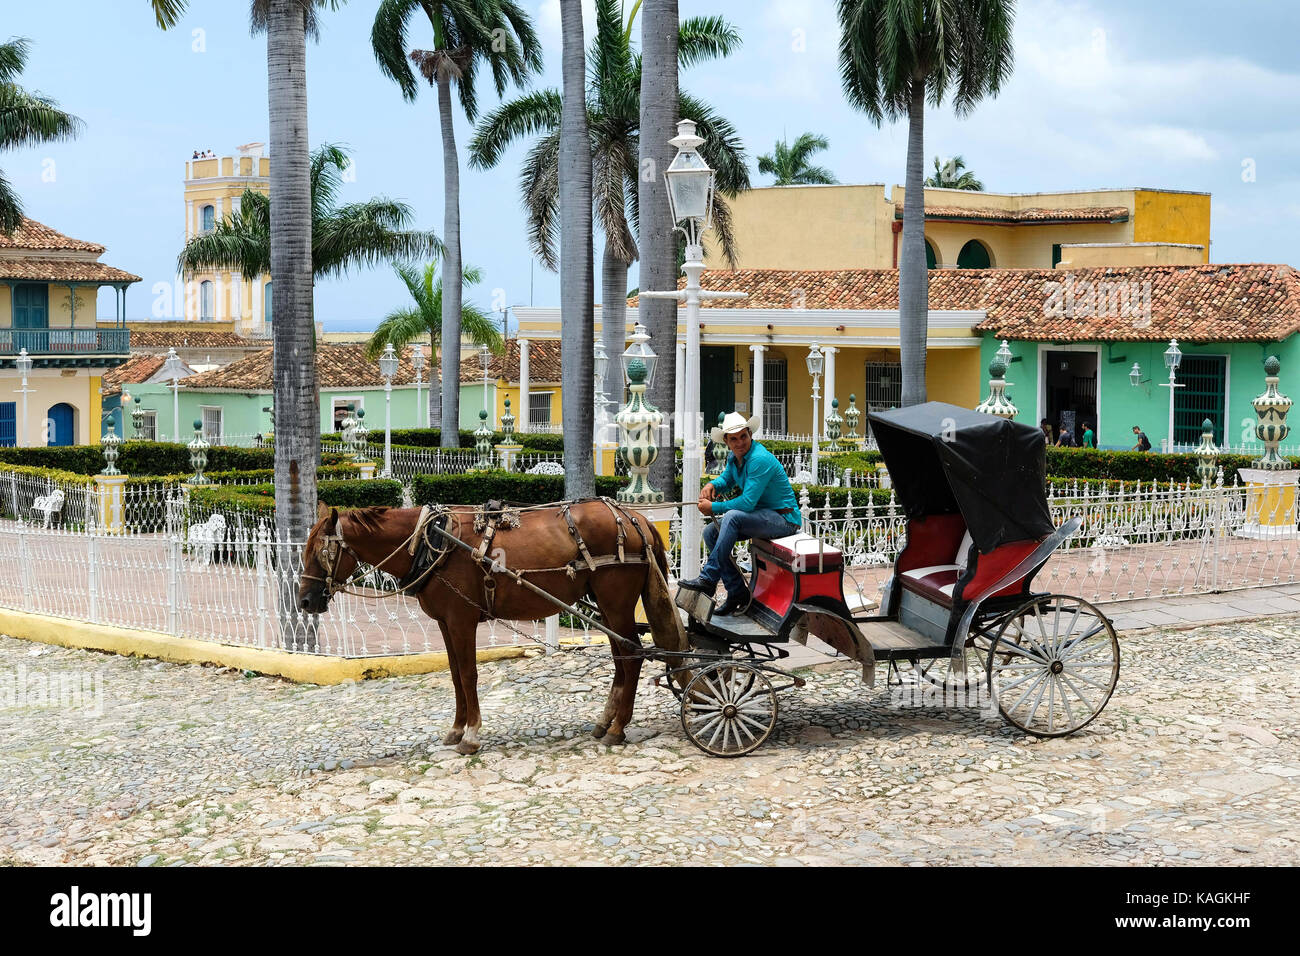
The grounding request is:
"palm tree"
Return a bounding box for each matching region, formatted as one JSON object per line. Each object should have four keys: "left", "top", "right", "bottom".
{"left": 152, "top": 0, "right": 342, "bottom": 581}
{"left": 470, "top": 0, "right": 745, "bottom": 431}
{"left": 364, "top": 260, "right": 503, "bottom": 430}
{"left": 371, "top": 0, "right": 541, "bottom": 451}
{"left": 640, "top": 0, "right": 680, "bottom": 498}
{"left": 558, "top": 0, "right": 594, "bottom": 498}
{"left": 756, "top": 133, "right": 837, "bottom": 186}
{"left": 0, "top": 38, "right": 83, "bottom": 233}
{"left": 838, "top": 0, "right": 1014, "bottom": 406}
{"left": 925, "top": 154, "right": 983, "bottom": 190}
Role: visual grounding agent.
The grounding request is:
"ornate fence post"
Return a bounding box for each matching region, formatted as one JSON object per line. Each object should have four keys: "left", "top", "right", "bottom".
{"left": 975, "top": 359, "right": 1018, "bottom": 420}
{"left": 87, "top": 532, "right": 98, "bottom": 623}
{"left": 255, "top": 524, "right": 269, "bottom": 648}
{"left": 17, "top": 519, "right": 33, "bottom": 611}
{"left": 167, "top": 534, "right": 181, "bottom": 636}
{"left": 1238, "top": 355, "right": 1298, "bottom": 538}
{"left": 95, "top": 417, "right": 126, "bottom": 534}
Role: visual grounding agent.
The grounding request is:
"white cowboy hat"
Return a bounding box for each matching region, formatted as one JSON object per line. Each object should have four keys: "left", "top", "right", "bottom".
{"left": 710, "top": 410, "right": 762, "bottom": 444}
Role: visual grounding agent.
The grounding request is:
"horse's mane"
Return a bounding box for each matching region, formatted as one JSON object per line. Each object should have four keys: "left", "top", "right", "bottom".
{"left": 343, "top": 506, "right": 392, "bottom": 536}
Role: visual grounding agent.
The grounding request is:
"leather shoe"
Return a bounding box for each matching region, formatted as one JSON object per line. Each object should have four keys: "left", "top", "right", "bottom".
{"left": 677, "top": 575, "right": 717, "bottom": 596}
{"left": 715, "top": 588, "right": 751, "bottom": 617}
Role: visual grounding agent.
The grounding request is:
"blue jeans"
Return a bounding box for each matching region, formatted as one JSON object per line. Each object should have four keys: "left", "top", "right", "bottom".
{"left": 700, "top": 508, "right": 798, "bottom": 594}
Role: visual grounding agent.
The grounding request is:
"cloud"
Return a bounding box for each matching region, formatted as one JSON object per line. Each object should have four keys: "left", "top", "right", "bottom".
{"left": 1131, "top": 126, "right": 1218, "bottom": 162}
{"left": 537, "top": 0, "right": 597, "bottom": 52}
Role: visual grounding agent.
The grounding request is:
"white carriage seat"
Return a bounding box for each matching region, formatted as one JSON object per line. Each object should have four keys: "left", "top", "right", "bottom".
{"left": 755, "top": 531, "right": 843, "bottom": 570}
{"left": 899, "top": 531, "right": 975, "bottom": 601}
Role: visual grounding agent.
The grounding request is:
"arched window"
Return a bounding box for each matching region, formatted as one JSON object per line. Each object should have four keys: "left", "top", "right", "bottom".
{"left": 263, "top": 281, "right": 272, "bottom": 326}
{"left": 201, "top": 204, "right": 215, "bottom": 232}
{"left": 957, "top": 239, "right": 992, "bottom": 269}
{"left": 200, "top": 280, "right": 214, "bottom": 321}
{"left": 925, "top": 239, "right": 938, "bottom": 269}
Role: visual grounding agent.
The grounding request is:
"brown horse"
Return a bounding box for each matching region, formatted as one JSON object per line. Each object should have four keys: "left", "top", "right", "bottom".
{"left": 298, "top": 501, "right": 687, "bottom": 754}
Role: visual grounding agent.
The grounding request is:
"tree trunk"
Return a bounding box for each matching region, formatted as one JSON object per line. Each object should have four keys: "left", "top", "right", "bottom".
{"left": 267, "top": 0, "right": 318, "bottom": 647}
{"left": 437, "top": 71, "right": 462, "bottom": 447}
{"left": 601, "top": 237, "right": 630, "bottom": 435}
{"left": 427, "top": 331, "right": 440, "bottom": 432}
{"left": 639, "top": 0, "right": 679, "bottom": 496}
{"left": 559, "top": 0, "right": 594, "bottom": 498}
{"left": 900, "top": 76, "right": 928, "bottom": 407}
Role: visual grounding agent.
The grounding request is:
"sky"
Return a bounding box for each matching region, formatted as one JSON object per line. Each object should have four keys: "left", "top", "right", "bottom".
{"left": 4, "top": 0, "right": 1300, "bottom": 332}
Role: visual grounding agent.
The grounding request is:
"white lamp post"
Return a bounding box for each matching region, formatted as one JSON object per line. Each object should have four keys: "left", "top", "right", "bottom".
{"left": 638, "top": 119, "right": 746, "bottom": 580}
{"left": 1158, "top": 338, "right": 1184, "bottom": 451}
{"left": 160, "top": 346, "right": 188, "bottom": 442}
{"left": 14, "top": 348, "right": 33, "bottom": 447}
{"left": 807, "top": 343, "right": 824, "bottom": 478}
{"left": 377, "top": 343, "right": 398, "bottom": 477}
{"left": 411, "top": 343, "right": 425, "bottom": 429}
{"left": 479, "top": 342, "right": 492, "bottom": 420}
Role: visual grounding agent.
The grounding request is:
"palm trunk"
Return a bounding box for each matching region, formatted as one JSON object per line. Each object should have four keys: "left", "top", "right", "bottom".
{"left": 437, "top": 71, "right": 462, "bottom": 447}
{"left": 427, "top": 332, "right": 440, "bottom": 432}
{"left": 639, "top": 0, "right": 679, "bottom": 496}
{"left": 601, "top": 239, "right": 630, "bottom": 431}
{"left": 899, "top": 76, "right": 928, "bottom": 407}
{"left": 267, "top": 0, "right": 318, "bottom": 648}
{"left": 559, "top": 0, "right": 594, "bottom": 498}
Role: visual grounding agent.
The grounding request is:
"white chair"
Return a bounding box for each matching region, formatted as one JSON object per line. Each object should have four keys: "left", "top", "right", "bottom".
{"left": 188, "top": 513, "right": 227, "bottom": 565}
{"left": 526, "top": 461, "right": 565, "bottom": 475}
{"left": 32, "top": 489, "right": 65, "bottom": 528}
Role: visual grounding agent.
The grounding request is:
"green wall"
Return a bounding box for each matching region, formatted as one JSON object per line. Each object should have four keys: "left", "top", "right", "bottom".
{"left": 981, "top": 334, "right": 1300, "bottom": 451}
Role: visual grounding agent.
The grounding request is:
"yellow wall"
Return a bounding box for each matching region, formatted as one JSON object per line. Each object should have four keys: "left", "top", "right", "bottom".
{"left": 185, "top": 152, "right": 271, "bottom": 330}
{"left": 11, "top": 369, "right": 106, "bottom": 445}
{"left": 925, "top": 220, "right": 1132, "bottom": 271}
{"left": 1057, "top": 242, "right": 1205, "bottom": 268}
{"left": 926, "top": 348, "right": 980, "bottom": 406}
{"left": 1133, "top": 190, "right": 1211, "bottom": 261}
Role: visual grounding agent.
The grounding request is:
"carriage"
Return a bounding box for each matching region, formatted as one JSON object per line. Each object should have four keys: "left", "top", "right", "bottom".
{"left": 666, "top": 401, "right": 1120, "bottom": 757}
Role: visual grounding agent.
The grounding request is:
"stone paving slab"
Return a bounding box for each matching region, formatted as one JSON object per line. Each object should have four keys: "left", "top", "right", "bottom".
{"left": 2, "top": 608, "right": 1297, "bottom": 867}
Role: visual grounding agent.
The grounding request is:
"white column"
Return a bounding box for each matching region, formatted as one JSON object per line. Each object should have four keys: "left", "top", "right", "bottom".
{"left": 823, "top": 345, "right": 838, "bottom": 422}
{"left": 231, "top": 272, "right": 243, "bottom": 329}
{"left": 252, "top": 277, "right": 262, "bottom": 328}
{"left": 518, "top": 338, "right": 530, "bottom": 433}
{"left": 681, "top": 259, "right": 704, "bottom": 580}
{"left": 675, "top": 341, "right": 686, "bottom": 441}
{"left": 186, "top": 200, "right": 194, "bottom": 239}
{"left": 750, "top": 344, "right": 766, "bottom": 433}
{"left": 232, "top": 195, "right": 241, "bottom": 216}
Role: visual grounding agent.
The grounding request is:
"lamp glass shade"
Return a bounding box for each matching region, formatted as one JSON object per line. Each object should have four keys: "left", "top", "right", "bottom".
{"left": 377, "top": 344, "right": 399, "bottom": 380}
{"left": 478, "top": 343, "right": 491, "bottom": 374}
{"left": 410, "top": 343, "right": 425, "bottom": 371}
{"left": 621, "top": 321, "right": 657, "bottom": 389}
{"left": 1164, "top": 339, "right": 1182, "bottom": 370}
{"left": 15, "top": 348, "right": 32, "bottom": 376}
{"left": 664, "top": 121, "right": 715, "bottom": 228}
{"left": 996, "top": 339, "right": 1013, "bottom": 367}
{"left": 594, "top": 342, "right": 608, "bottom": 384}
{"left": 1130, "top": 362, "right": 1141, "bottom": 387}
{"left": 806, "top": 344, "right": 824, "bottom": 378}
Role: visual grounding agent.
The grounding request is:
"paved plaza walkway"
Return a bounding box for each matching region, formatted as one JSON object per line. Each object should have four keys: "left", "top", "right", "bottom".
{"left": 2, "top": 609, "right": 1296, "bottom": 866}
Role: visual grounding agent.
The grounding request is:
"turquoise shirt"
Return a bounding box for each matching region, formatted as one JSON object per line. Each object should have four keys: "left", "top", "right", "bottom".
{"left": 709, "top": 440, "right": 801, "bottom": 526}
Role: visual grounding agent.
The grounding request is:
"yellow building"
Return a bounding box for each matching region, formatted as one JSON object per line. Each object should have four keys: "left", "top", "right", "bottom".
{"left": 707, "top": 184, "right": 1210, "bottom": 273}
{"left": 183, "top": 144, "right": 271, "bottom": 336}
{"left": 0, "top": 219, "right": 139, "bottom": 446}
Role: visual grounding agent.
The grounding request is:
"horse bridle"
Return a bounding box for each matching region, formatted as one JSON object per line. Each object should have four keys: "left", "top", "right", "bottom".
{"left": 302, "top": 517, "right": 361, "bottom": 597}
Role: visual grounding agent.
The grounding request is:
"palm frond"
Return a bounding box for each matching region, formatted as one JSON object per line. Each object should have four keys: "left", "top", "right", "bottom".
{"left": 0, "top": 83, "right": 83, "bottom": 150}
{"left": 177, "top": 218, "right": 270, "bottom": 279}
{"left": 468, "top": 88, "right": 561, "bottom": 170}
{"left": 0, "top": 38, "right": 30, "bottom": 82}
{"left": 366, "top": 307, "right": 429, "bottom": 359}
{"left": 677, "top": 15, "right": 742, "bottom": 69}
{"left": 519, "top": 128, "right": 561, "bottom": 271}
{"left": 371, "top": 0, "right": 423, "bottom": 100}
{"left": 149, "top": 0, "right": 189, "bottom": 29}
{"left": 0, "top": 170, "right": 23, "bottom": 234}
{"left": 312, "top": 199, "right": 442, "bottom": 279}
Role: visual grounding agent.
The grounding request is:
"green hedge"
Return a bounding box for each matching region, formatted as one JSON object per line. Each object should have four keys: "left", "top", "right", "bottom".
{"left": 320, "top": 427, "right": 565, "bottom": 453}
{"left": 1042, "top": 447, "right": 1274, "bottom": 483}
{"left": 189, "top": 478, "right": 403, "bottom": 515}
{"left": 0, "top": 442, "right": 354, "bottom": 476}
{"left": 412, "top": 470, "right": 627, "bottom": 505}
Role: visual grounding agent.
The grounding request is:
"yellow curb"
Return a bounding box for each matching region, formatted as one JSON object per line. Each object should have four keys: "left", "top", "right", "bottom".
{"left": 0, "top": 608, "right": 536, "bottom": 685}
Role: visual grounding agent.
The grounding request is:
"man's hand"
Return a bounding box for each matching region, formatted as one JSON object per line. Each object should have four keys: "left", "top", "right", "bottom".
{"left": 696, "top": 499, "right": 712, "bottom": 516}
{"left": 699, "top": 484, "right": 718, "bottom": 501}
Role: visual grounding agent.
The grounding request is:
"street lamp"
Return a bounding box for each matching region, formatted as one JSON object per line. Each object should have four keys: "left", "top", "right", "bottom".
{"left": 377, "top": 343, "right": 399, "bottom": 477}
{"left": 14, "top": 348, "right": 33, "bottom": 447}
{"left": 160, "top": 346, "right": 188, "bottom": 443}
{"left": 637, "top": 119, "right": 746, "bottom": 580}
{"left": 1158, "top": 338, "right": 1184, "bottom": 451}
{"left": 806, "top": 343, "right": 824, "bottom": 477}
{"left": 411, "top": 343, "right": 425, "bottom": 429}
{"left": 995, "top": 339, "right": 1015, "bottom": 386}
{"left": 479, "top": 341, "right": 492, "bottom": 425}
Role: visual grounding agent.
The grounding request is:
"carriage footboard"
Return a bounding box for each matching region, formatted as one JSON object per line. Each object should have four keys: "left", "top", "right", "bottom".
{"left": 792, "top": 603, "right": 876, "bottom": 687}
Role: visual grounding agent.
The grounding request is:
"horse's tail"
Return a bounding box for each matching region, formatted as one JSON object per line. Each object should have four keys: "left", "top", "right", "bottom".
{"left": 642, "top": 521, "right": 688, "bottom": 654}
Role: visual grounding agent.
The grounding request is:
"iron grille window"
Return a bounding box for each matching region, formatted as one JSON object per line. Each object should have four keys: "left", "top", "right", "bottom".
{"left": 529, "top": 392, "right": 553, "bottom": 426}
{"left": 0, "top": 402, "right": 14, "bottom": 447}
{"left": 864, "top": 362, "right": 903, "bottom": 409}
{"left": 201, "top": 406, "right": 223, "bottom": 444}
{"left": 1174, "top": 355, "right": 1227, "bottom": 445}
{"left": 747, "top": 356, "right": 787, "bottom": 434}
{"left": 140, "top": 410, "right": 157, "bottom": 442}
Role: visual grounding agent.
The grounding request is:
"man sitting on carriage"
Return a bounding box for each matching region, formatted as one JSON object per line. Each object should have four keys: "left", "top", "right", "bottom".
{"left": 678, "top": 410, "right": 802, "bottom": 616}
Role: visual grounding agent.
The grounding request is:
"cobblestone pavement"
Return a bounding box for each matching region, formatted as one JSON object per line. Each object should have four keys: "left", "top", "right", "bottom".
{"left": 1, "top": 615, "right": 1297, "bottom": 866}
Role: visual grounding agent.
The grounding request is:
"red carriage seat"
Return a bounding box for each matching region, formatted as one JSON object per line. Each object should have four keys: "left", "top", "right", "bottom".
{"left": 899, "top": 529, "right": 974, "bottom": 608}
{"left": 754, "top": 532, "right": 843, "bottom": 571}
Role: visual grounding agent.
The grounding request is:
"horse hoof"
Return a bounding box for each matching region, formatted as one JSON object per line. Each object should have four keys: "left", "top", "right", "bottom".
{"left": 442, "top": 730, "right": 464, "bottom": 746}
{"left": 603, "top": 731, "right": 626, "bottom": 746}
{"left": 455, "top": 740, "right": 481, "bottom": 756}
{"left": 591, "top": 724, "right": 608, "bottom": 740}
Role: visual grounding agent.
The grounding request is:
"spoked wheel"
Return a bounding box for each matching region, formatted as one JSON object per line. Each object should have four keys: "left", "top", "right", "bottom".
{"left": 681, "top": 661, "right": 778, "bottom": 757}
{"left": 988, "top": 595, "right": 1120, "bottom": 738}
{"left": 910, "top": 633, "right": 993, "bottom": 693}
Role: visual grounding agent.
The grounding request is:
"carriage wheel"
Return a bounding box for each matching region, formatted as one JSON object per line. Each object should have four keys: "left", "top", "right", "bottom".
{"left": 910, "top": 633, "right": 992, "bottom": 693}
{"left": 681, "top": 662, "right": 777, "bottom": 757}
{"left": 988, "top": 595, "right": 1120, "bottom": 738}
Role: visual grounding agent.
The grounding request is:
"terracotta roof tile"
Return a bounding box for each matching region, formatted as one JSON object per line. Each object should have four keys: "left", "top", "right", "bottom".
{"left": 457, "top": 338, "right": 562, "bottom": 384}
{"left": 0, "top": 218, "right": 104, "bottom": 252}
{"left": 101, "top": 354, "right": 166, "bottom": 394}
{"left": 129, "top": 329, "right": 255, "bottom": 349}
{"left": 893, "top": 204, "right": 1131, "bottom": 224}
{"left": 629, "top": 265, "right": 1300, "bottom": 342}
{"left": 0, "top": 260, "right": 141, "bottom": 282}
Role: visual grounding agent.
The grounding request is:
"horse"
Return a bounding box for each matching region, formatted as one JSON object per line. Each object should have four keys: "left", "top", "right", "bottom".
{"left": 298, "top": 500, "right": 688, "bottom": 754}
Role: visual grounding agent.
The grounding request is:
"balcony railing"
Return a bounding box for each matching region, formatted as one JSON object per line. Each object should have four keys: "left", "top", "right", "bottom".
{"left": 0, "top": 328, "right": 130, "bottom": 356}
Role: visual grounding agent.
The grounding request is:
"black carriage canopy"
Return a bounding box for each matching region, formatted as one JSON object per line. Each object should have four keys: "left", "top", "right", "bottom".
{"left": 868, "top": 402, "right": 1056, "bottom": 554}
